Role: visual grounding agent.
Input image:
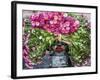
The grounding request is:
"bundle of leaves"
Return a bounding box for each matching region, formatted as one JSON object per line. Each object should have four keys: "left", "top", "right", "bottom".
{"left": 62, "top": 13, "right": 91, "bottom": 66}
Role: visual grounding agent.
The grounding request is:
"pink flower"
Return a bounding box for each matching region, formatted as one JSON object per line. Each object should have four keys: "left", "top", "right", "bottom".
{"left": 73, "top": 20, "right": 80, "bottom": 27}
{"left": 31, "top": 21, "right": 36, "bottom": 27}
{"left": 64, "top": 21, "right": 70, "bottom": 27}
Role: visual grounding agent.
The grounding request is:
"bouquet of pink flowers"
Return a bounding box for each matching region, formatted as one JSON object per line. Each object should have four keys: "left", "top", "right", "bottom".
{"left": 30, "top": 11, "right": 80, "bottom": 35}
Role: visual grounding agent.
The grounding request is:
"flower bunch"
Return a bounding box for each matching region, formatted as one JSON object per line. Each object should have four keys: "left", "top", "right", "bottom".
{"left": 23, "top": 33, "right": 33, "bottom": 69}
{"left": 23, "top": 45, "right": 33, "bottom": 69}
{"left": 30, "top": 11, "right": 80, "bottom": 35}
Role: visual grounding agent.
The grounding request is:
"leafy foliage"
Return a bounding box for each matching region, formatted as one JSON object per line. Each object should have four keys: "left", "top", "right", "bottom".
{"left": 62, "top": 13, "right": 91, "bottom": 66}
{"left": 23, "top": 25, "right": 55, "bottom": 62}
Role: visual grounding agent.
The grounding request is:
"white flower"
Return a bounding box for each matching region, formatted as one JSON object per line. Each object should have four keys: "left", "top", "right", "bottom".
{"left": 63, "top": 13, "right": 68, "bottom": 17}
{"left": 39, "top": 36, "right": 42, "bottom": 39}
